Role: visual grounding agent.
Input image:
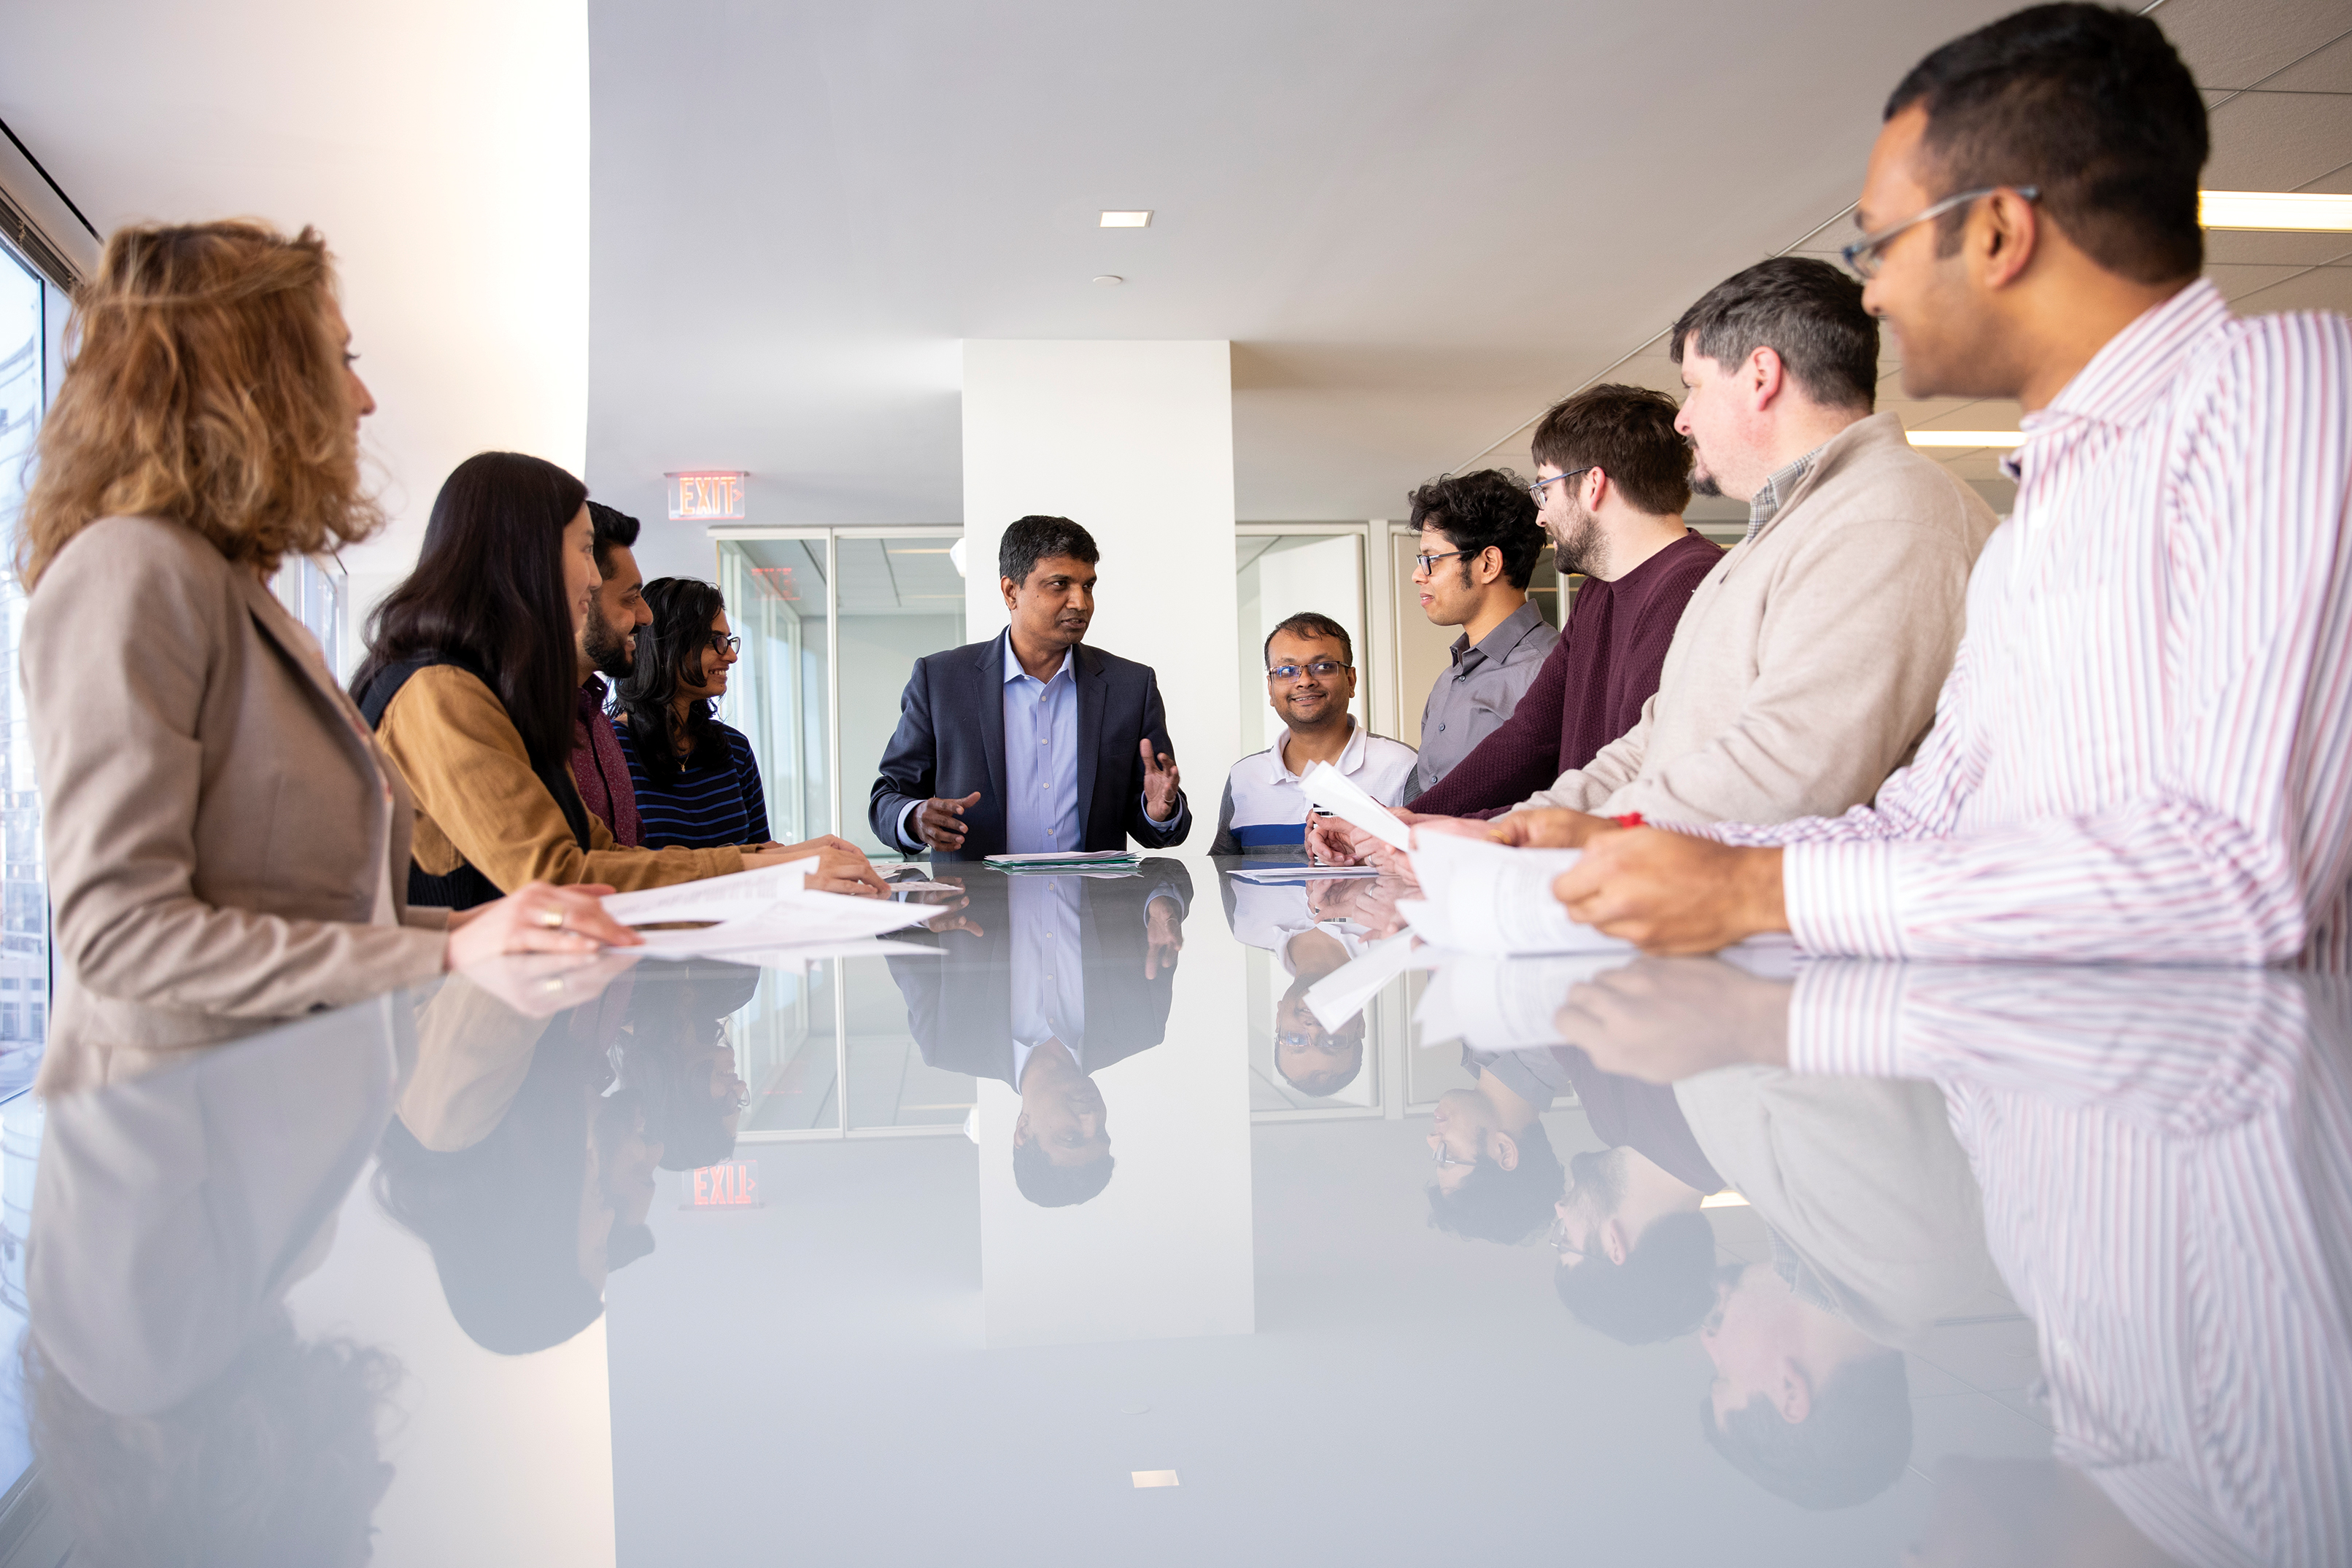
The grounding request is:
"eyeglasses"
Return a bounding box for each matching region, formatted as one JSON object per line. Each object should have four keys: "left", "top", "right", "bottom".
{"left": 1268, "top": 659, "right": 1350, "bottom": 680}
{"left": 1529, "top": 465, "right": 1595, "bottom": 505}
{"left": 705, "top": 632, "right": 743, "bottom": 656}
{"left": 1431, "top": 1144, "right": 1478, "bottom": 1171}
{"left": 1840, "top": 185, "right": 2039, "bottom": 279}
{"left": 1545, "top": 1214, "right": 1590, "bottom": 1262}
{"left": 1414, "top": 549, "right": 1473, "bottom": 576}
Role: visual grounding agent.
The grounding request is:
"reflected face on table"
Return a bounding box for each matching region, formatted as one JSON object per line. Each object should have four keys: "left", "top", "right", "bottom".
{"left": 1427, "top": 1088, "right": 1511, "bottom": 1195}
{"left": 1016, "top": 1041, "right": 1110, "bottom": 1168}
{"left": 1274, "top": 985, "right": 1365, "bottom": 1098}
{"left": 1702, "top": 1262, "right": 1810, "bottom": 1428}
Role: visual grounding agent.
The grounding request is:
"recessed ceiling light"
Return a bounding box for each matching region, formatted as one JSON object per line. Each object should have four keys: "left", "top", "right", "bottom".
{"left": 1907, "top": 430, "right": 2025, "bottom": 448}
{"left": 1131, "top": 1471, "right": 1180, "bottom": 1488}
{"left": 2200, "top": 190, "right": 2352, "bottom": 231}
{"left": 1092, "top": 275, "right": 1123, "bottom": 287}
{"left": 1099, "top": 210, "right": 1153, "bottom": 228}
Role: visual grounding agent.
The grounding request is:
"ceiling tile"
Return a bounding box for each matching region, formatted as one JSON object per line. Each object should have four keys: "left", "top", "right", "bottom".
{"left": 2203, "top": 228, "right": 2352, "bottom": 264}
{"left": 2259, "top": 32, "right": 2352, "bottom": 93}
{"left": 2225, "top": 265, "right": 2352, "bottom": 314}
{"left": 2157, "top": 0, "right": 2352, "bottom": 90}
{"left": 2203, "top": 260, "right": 2326, "bottom": 300}
{"left": 2203, "top": 88, "right": 2352, "bottom": 189}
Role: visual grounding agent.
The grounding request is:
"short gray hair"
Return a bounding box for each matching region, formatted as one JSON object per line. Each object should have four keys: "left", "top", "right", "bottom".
{"left": 1669, "top": 257, "right": 1879, "bottom": 412}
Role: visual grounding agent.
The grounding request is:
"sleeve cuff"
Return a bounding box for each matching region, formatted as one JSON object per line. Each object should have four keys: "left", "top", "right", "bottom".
{"left": 894, "top": 798, "right": 924, "bottom": 852}
{"left": 1784, "top": 840, "right": 1910, "bottom": 958}
{"left": 1787, "top": 960, "right": 1913, "bottom": 1076}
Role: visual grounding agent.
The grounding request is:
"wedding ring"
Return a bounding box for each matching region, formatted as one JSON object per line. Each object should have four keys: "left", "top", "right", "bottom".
{"left": 538, "top": 907, "right": 565, "bottom": 930}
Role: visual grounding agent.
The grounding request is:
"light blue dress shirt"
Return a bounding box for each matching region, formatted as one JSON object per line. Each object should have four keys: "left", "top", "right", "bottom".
{"left": 1007, "top": 874, "right": 1088, "bottom": 1084}
{"left": 1002, "top": 637, "right": 1084, "bottom": 855}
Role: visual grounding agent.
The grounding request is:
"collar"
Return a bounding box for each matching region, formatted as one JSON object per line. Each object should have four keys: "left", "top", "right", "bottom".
{"left": 2006, "top": 279, "right": 2231, "bottom": 478}
{"left": 1001, "top": 629, "right": 1075, "bottom": 688}
{"left": 1746, "top": 439, "right": 1830, "bottom": 539}
{"left": 578, "top": 672, "right": 608, "bottom": 708}
{"left": 1452, "top": 598, "right": 1547, "bottom": 670}
{"left": 1274, "top": 718, "right": 1365, "bottom": 778}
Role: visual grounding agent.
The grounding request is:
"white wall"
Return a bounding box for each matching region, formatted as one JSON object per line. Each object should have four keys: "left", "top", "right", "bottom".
{"left": 961, "top": 341, "right": 1243, "bottom": 806}
{"left": 2, "top": 0, "right": 592, "bottom": 669}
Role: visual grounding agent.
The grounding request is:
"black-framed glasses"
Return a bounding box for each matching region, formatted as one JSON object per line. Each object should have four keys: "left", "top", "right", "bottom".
{"left": 1414, "top": 549, "right": 1475, "bottom": 576}
{"left": 1840, "top": 185, "right": 2039, "bottom": 279}
{"left": 705, "top": 632, "right": 743, "bottom": 656}
{"left": 1268, "top": 659, "right": 1350, "bottom": 681}
{"left": 1529, "top": 465, "right": 1595, "bottom": 505}
{"left": 1431, "top": 1143, "right": 1478, "bottom": 1171}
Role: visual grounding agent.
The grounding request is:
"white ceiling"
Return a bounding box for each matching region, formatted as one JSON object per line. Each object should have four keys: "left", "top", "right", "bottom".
{"left": 584, "top": 0, "right": 2352, "bottom": 540}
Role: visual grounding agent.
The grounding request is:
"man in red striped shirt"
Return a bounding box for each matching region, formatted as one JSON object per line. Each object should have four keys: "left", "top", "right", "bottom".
{"left": 1543, "top": 3, "right": 2352, "bottom": 965}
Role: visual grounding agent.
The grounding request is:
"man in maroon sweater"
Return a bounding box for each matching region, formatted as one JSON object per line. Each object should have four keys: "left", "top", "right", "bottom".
{"left": 1399, "top": 385, "right": 1721, "bottom": 822}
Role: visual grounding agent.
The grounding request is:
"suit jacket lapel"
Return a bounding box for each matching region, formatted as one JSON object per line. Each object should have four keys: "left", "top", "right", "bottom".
{"left": 1074, "top": 643, "right": 1105, "bottom": 842}
{"left": 977, "top": 634, "right": 1008, "bottom": 815}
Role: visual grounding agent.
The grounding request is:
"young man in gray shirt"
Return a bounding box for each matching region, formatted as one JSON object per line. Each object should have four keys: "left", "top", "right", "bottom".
{"left": 1404, "top": 469, "right": 1557, "bottom": 796}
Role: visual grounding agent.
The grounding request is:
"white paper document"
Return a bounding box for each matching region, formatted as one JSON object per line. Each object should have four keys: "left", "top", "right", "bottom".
{"left": 1412, "top": 953, "right": 1633, "bottom": 1051}
{"left": 1301, "top": 931, "right": 1423, "bottom": 1033}
{"left": 1229, "top": 863, "right": 1384, "bottom": 885}
{"left": 638, "top": 934, "right": 942, "bottom": 969}
{"left": 983, "top": 850, "right": 1140, "bottom": 867}
{"left": 1296, "top": 762, "right": 1412, "bottom": 852}
{"left": 1401, "top": 834, "right": 1635, "bottom": 956}
{"left": 600, "top": 858, "right": 821, "bottom": 927}
{"left": 629, "top": 894, "right": 943, "bottom": 955}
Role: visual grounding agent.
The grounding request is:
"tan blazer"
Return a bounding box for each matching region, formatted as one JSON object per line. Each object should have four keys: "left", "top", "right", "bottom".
{"left": 1523, "top": 411, "right": 2000, "bottom": 826}
{"left": 27, "top": 514, "right": 451, "bottom": 1093}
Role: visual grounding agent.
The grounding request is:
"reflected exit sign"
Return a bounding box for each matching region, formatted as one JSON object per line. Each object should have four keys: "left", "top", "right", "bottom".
{"left": 666, "top": 470, "right": 746, "bottom": 521}
{"left": 684, "top": 1158, "right": 762, "bottom": 1208}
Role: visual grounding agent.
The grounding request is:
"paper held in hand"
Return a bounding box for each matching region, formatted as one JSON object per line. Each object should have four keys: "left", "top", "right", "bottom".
{"left": 597, "top": 857, "right": 948, "bottom": 952}
{"left": 1296, "top": 762, "right": 1412, "bottom": 852}
{"left": 1401, "top": 833, "right": 1635, "bottom": 956}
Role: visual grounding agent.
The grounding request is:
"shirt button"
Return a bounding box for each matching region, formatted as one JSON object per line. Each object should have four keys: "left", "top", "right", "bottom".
{"left": 1438, "top": 723, "right": 1446, "bottom": 732}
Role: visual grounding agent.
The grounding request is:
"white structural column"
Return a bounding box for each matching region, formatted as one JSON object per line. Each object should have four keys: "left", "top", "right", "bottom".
{"left": 960, "top": 340, "right": 1243, "bottom": 785}
{"left": 960, "top": 339, "right": 1252, "bottom": 1348}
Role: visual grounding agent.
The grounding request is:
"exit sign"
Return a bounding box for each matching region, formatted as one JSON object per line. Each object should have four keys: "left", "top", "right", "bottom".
{"left": 667, "top": 470, "right": 746, "bottom": 521}
{"left": 685, "top": 1158, "right": 762, "bottom": 1208}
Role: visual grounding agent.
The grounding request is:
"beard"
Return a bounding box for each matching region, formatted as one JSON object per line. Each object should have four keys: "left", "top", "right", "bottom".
{"left": 581, "top": 597, "right": 633, "bottom": 679}
{"left": 1550, "top": 501, "right": 1606, "bottom": 580}
{"left": 1689, "top": 470, "right": 1722, "bottom": 498}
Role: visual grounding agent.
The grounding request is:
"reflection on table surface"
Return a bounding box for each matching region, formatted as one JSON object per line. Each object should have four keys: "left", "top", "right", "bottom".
{"left": 12, "top": 857, "right": 2346, "bottom": 1567}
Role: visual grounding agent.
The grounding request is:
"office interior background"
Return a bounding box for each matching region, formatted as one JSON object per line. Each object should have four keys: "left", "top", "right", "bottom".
{"left": 0, "top": 0, "right": 2343, "bottom": 1119}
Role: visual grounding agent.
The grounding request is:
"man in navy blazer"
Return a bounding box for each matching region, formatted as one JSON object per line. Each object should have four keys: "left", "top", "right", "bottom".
{"left": 869, "top": 516, "right": 1191, "bottom": 859}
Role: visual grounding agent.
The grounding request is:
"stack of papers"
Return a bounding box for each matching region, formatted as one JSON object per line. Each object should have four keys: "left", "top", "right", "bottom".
{"left": 1229, "top": 862, "right": 1383, "bottom": 885}
{"left": 600, "top": 857, "right": 949, "bottom": 960}
{"left": 982, "top": 850, "right": 1141, "bottom": 874}
{"left": 1400, "top": 834, "right": 1634, "bottom": 957}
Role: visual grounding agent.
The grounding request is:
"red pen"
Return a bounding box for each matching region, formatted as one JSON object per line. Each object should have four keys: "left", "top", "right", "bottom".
{"left": 1611, "top": 813, "right": 1645, "bottom": 829}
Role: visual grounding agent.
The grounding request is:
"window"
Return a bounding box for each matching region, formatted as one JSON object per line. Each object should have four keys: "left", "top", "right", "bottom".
{"left": 0, "top": 236, "right": 48, "bottom": 1068}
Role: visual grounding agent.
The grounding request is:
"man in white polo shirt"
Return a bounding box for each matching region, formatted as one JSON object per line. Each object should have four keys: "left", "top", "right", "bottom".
{"left": 1210, "top": 613, "right": 1417, "bottom": 855}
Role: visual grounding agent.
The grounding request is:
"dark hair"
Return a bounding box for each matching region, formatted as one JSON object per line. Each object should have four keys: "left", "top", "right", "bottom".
{"left": 614, "top": 576, "right": 728, "bottom": 788}
{"left": 1670, "top": 258, "right": 1879, "bottom": 413}
{"left": 1263, "top": 611, "right": 1353, "bottom": 669}
{"left": 1702, "top": 1348, "right": 1913, "bottom": 1509}
{"left": 371, "top": 1028, "right": 608, "bottom": 1356}
{"left": 622, "top": 959, "right": 764, "bottom": 1171}
{"left": 1887, "top": 4, "right": 2205, "bottom": 284}
{"left": 1426, "top": 1117, "right": 1565, "bottom": 1245}
{"left": 1530, "top": 384, "right": 1694, "bottom": 517}
{"left": 587, "top": 500, "right": 641, "bottom": 579}
{"left": 352, "top": 451, "right": 587, "bottom": 772}
{"left": 1013, "top": 1137, "right": 1115, "bottom": 1208}
{"left": 1553, "top": 1209, "right": 1718, "bottom": 1344}
{"left": 1407, "top": 470, "right": 1544, "bottom": 591}
{"left": 999, "top": 515, "right": 1099, "bottom": 586}
{"left": 25, "top": 1319, "right": 399, "bottom": 1568}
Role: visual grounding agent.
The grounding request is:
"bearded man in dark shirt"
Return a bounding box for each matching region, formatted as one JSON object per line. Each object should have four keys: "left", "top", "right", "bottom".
{"left": 1380, "top": 384, "right": 1720, "bottom": 829}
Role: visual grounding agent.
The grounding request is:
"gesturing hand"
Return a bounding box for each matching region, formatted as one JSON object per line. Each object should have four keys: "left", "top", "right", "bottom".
{"left": 1145, "top": 896, "right": 1185, "bottom": 979}
{"left": 915, "top": 791, "right": 983, "bottom": 852}
{"left": 1140, "top": 740, "right": 1182, "bottom": 823}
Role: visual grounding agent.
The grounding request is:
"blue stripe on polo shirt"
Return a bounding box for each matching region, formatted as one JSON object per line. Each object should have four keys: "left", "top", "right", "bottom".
{"left": 1229, "top": 822, "right": 1307, "bottom": 847}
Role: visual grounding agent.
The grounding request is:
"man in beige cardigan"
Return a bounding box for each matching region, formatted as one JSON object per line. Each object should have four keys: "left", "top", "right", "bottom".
{"left": 1316, "top": 257, "right": 1995, "bottom": 865}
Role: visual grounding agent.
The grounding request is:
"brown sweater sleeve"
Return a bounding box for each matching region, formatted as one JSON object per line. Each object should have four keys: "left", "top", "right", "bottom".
{"left": 1407, "top": 632, "right": 1574, "bottom": 818}
{"left": 378, "top": 665, "right": 743, "bottom": 892}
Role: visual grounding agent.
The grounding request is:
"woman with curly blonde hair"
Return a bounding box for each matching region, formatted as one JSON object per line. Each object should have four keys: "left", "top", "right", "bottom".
{"left": 20, "top": 219, "right": 638, "bottom": 1092}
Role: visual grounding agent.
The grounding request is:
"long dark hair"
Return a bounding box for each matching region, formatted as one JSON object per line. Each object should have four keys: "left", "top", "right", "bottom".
{"left": 351, "top": 451, "right": 586, "bottom": 772}
{"left": 614, "top": 576, "right": 727, "bottom": 787}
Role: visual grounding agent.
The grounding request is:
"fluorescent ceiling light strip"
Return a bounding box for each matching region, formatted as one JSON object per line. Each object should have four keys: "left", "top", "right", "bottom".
{"left": 1099, "top": 210, "right": 1153, "bottom": 228}
{"left": 1907, "top": 430, "right": 2025, "bottom": 448}
{"left": 2200, "top": 190, "right": 2352, "bottom": 231}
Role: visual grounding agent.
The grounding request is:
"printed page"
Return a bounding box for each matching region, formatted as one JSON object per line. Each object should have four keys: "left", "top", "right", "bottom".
{"left": 1297, "top": 762, "right": 1412, "bottom": 851}
{"left": 629, "top": 895, "right": 943, "bottom": 955}
{"left": 1404, "top": 834, "right": 1633, "bottom": 955}
{"left": 600, "top": 858, "right": 820, "bottom": 926}
{"left": 1414, "top": 953, "right": 1633, "bottom": 1051}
